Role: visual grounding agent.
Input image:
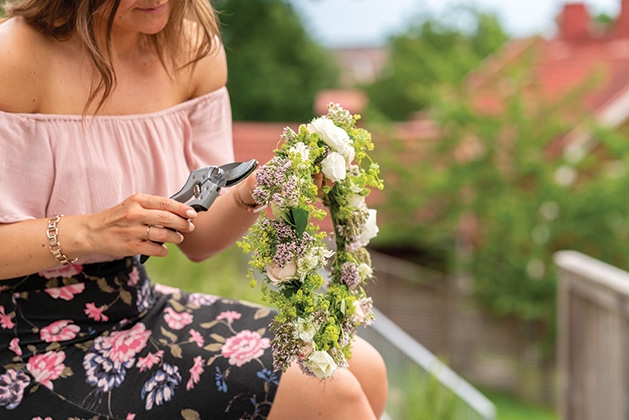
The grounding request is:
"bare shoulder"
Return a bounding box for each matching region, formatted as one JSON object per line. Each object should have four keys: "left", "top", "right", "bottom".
{"left": 0, "top": 17, "right": 51, "bottom": 113}
{"left": 188, "top": 33, "right": 229, "bottom": 98}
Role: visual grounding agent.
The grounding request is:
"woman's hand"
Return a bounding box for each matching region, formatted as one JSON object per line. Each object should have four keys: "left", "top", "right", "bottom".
{"left": 313, "top": 172, "right": 335, "bottom": 198}
{"left": 85, "top": 193, "right": 197, "bottom": 259}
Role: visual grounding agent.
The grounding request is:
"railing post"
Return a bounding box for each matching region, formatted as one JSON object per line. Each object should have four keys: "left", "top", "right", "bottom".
{"left": 554, "top": 250, "right": 629, "bottom": 420}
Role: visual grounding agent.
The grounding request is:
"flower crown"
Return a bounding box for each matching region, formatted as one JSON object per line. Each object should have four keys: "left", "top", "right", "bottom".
{"left": 238, "top": 103, "right": 383, "bottom": 378}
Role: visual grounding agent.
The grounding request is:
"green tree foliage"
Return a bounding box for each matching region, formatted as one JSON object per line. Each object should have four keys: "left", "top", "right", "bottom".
{"left": 364, "top": 8, "right": 508, "bottom": 121}
{"left": 214, "top": 0, "right": 339, "bottom": 122}
{"left": 375, "top": 56, "right": 629, "bottom": 338}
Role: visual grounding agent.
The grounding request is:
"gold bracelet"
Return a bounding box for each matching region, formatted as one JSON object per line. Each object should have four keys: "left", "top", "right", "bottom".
{"left": 46, "top": 214, "right": 78, "bottom": 265}
{"left": 232, "top": 186, "right": 264, "bottom": 213}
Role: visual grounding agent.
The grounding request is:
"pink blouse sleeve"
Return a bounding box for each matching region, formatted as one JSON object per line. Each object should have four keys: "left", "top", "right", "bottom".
{"left": 0, "top": 116, "right": 54, "bottom": 223}
{"left": 184, "top": 87, "right": 236, "bottom": 171}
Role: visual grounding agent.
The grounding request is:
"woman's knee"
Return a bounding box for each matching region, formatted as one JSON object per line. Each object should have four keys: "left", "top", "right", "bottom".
{"left": 268, "top": 362, "right": 377, "bottom": 420}
{"left": 348, "top": 336, "right": 388, "bottom": 416}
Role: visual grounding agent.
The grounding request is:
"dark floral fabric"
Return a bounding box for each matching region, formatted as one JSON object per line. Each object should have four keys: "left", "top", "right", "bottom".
{"left": 0, "top": 257, "right": 281, "bottom": 419}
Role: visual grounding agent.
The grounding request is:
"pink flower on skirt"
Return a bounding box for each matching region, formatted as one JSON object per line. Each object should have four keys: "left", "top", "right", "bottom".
{"left": 45, "top": 283, "right": 85, "bottom": 301}
{"left": 186, "top": 355, "right": 205, "bottom": 390}
{"left": 101, "top": 323, "right": 151, "bottom": 363}
{"left": 27, "top": 351, "right": 66, "bottom": 389}
{"left": 39, "top": 320, "right": 80, "bottom": 343}
{"left": 189, "top": 329, "right": 204, "bottom": 348}
{"left": 221, "top": 330, "right": 270, "bottom": 367}
{"left": 127, "top": 266, "right": 140, "bottom": 286}
{"left": 84, "top": 302, "right": 109, "bottom": 322}
{"left": 137, "top": 350, "right": 164, "bottom": 372}
{"left": 216, "top": 311, "right": 242, "bottom": 322}
{"left": 0, "top": 305, "right": 15, "bottom": 329}
{"left": 9, "top": 338, "right": 21, "bottom": 356}
{"left": 163, "top": 307, "right": 193, "bottom": 330}
{"left": 39, "top": 264, "right": 83, "bottom": 279}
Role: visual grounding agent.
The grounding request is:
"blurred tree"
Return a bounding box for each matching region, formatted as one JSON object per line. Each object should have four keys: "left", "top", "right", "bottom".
{"left": 374, "top": 56, "right": 629, "bottom": 346}
{"left": 364, "top": 8, "right": 508, "bottom": 121}
{"left": 213, "top": 0, "right": 339, "bottom": 122}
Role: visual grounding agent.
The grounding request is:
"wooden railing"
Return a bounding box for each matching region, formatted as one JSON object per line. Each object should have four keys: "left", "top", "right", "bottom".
{"left": 555, "top": 250, "right": 629, "bottom": 420}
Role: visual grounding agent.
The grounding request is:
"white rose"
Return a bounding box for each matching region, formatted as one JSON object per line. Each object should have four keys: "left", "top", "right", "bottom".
{"left": 321, "top": 152, "right": 347, "bottom": 182}
{"left": 310, "top": 117, "right": 355, "bottom": 161}
{"left": 359, "top": 209, "right": 379, "bottom": 246}
{"left": 302, "top": 350, "right": 338, "bottom": 378}
{"left": 266, "top": 261, "right": 297, "bottom": 285}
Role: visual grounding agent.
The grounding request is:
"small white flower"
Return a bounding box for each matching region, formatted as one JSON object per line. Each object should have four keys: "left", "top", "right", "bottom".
{"left": 290, "top": 142, "right": 310, "bottom": 168}
{"left": 358, "top": 263, "right": 373, "bottom": 280}
{"left": 296, "top": 317, "right": 317, "bottom": 342}
{"left": 310, "top": 117, "right": 355, "bottom": 161}
{"left": 302, "top": 350, "right": 338, "bottom": 378}
{"left": 321, "top": 152, "right": 347, "bottom": 182}
{"left": 297, "top": 246, "right": 333, "bottom": 281}
{"left": 348, "top": 193, "right": 366, "bottom": 209}
{"left": 359, "top": 209, "right": 379, "bottom": 246}
{"left": 266, "top": 262, "right": 297, "bottom": 285}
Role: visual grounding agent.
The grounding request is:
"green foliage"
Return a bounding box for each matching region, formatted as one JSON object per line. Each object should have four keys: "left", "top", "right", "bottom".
{"left": 483, "top": 389, "right": 558, "bottom": 420}
{"left": 146, "top": 244, "right": 264, "bottom": 304}
{"left": 375, "top": 55, "right": 629, "bottom": 340}
{"left": 214, "top": 0, "right": 339, "bottom": 122}
{"left": 364, "top": 8, "right": 508, "bottom": 121}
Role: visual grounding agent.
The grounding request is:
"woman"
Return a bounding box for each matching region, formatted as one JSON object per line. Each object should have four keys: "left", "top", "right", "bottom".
{"left": 0, "top": 0, "right": 388, "bottom": 419}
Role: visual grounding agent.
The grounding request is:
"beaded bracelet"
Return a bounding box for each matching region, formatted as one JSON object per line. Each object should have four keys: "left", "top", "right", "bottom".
{"left": 46, "top": 214, "right": 78, "bottom": 265}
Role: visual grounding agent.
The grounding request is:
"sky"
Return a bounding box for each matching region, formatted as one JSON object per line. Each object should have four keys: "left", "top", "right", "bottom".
{"left": 290, "top": 0, "right": 621, "bottom": 48}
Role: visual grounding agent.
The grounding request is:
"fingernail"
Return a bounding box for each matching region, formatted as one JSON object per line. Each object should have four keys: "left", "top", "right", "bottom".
{"left": 186, "top": 209, "right": 197, "bottom": 218}
{"left": 188, "top": 221, "right": 195, "bottom": 232}
{"left": 178, "top": 232, "right": 185, "bottom": 243}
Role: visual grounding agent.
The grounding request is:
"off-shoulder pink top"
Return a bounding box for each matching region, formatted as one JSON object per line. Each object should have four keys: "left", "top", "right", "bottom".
{"left": 0, "top": 86, "right": 235, "bottom": 263}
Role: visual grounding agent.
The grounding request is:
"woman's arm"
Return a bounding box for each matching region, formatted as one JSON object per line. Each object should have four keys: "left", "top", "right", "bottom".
{"left": 0, "top": 194, "right": 197, "bottom": 280}
{"left": 177, "top": 173, "right": 260, "bottom": 261}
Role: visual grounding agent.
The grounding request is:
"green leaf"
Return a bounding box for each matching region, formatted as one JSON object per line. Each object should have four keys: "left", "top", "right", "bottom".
{"left": 203, "top": 343, "right": 223, "bottom": 352}
{"left": 170, "top": 344, "right": 183, "bottom": 358}
{"left": 160, "top": 326, "right": 178, "bottom": 343}
{"left": 291, "top": 207, "right": 309, "bottom": 238}
{"left": 181, "top": 409, "right": 201, "bottom": 420}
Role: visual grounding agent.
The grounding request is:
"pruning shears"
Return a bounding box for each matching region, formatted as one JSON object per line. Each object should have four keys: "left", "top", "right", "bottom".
{"left": 140, "top": 159, "right": 258, "bottom": 263}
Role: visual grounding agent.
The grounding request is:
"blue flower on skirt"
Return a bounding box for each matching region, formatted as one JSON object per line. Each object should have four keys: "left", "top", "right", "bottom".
{"left": 0, "top": 370, "right": 30, "bottom": 410}
{"left": 215, "top": 366, "right": 228, "bottom": 393}
{"left": 83, "top": 351, "right": 134, "bottom": 393}
{"left": 136, "top": 279, "right": 154, "bottom": 313}
{"left": 256, "top": 369, "right": 279, "bottom": 386}
{"left": 141, "top": 363, "right": 181, "bottom": 410}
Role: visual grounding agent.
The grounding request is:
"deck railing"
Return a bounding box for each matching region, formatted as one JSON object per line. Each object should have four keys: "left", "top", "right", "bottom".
{"left": 360, "top": 308, "right": 496, "bottom": 420}
{"left": 555, "top": 250, "right": 629, "bottom": 420}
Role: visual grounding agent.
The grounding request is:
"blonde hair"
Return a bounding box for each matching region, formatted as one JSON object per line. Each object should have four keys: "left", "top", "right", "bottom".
{"left": 3, "top": 0, "right": 221, "bottom": 113}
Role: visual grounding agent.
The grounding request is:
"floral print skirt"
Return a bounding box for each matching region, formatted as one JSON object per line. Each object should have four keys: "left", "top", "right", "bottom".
{"left": 0, "top": 257, "right": 281, "bottom": 419}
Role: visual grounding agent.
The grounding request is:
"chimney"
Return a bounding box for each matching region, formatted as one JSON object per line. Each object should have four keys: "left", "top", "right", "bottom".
{"left": 558, "top": 3, "right": 591, "bottom": 41}
{"left": 613, "top": 0, "right": 629, "bottom": 38}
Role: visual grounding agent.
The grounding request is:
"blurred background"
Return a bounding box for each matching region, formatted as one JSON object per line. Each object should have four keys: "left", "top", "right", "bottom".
{"left": 149, "top": 1, "right": 629, "bottom": 418}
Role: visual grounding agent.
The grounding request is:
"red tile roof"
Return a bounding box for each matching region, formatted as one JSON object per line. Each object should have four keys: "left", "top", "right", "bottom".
{"left": 468, "top": 1, "right": 629, "bottom": 153}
